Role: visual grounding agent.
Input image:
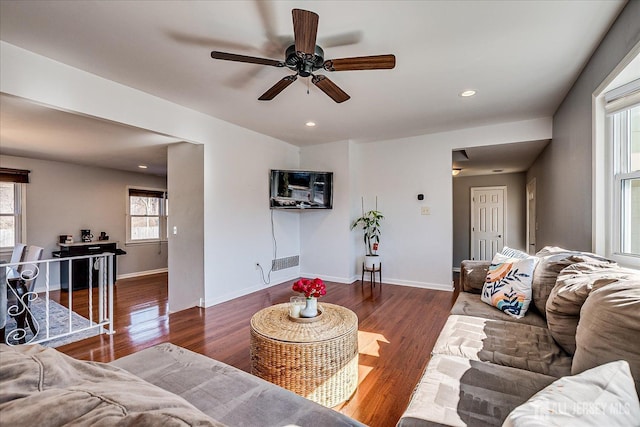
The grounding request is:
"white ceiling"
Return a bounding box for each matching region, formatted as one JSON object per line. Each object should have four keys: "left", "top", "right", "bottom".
{"left": 0, "top": 0, "right": 627, "bottom": 174}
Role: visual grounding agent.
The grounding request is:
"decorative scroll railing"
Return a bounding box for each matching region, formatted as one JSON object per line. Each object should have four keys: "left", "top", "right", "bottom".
{"left": 2, "top": 253, "right": 115, "bottom": 346}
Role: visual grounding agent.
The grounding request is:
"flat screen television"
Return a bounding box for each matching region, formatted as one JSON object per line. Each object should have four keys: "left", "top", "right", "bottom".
{"left": 270, "top": 170, "right": 333, "bottom": 210}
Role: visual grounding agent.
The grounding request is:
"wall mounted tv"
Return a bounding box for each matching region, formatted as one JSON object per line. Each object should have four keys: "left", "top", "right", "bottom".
{"left": 270, "top": 170, "right": 333, "bottom": 210}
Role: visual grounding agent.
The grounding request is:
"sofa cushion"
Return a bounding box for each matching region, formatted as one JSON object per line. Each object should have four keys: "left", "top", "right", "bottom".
{"left": 481, "top": 252, "right": 538, "bottom": 319}
{"left": 573, "top": 278, "right": 640, "bottom": 393}
{"left": 460, "top": 260, "right": 490, "bottom": 294}
{"left": 451, "top": 292, "right": 547, "bottom": 329}
{"left": 503, "top": 360, "right": 640, "bottom": 427}
{"left": 546, "top": 262, "right": 637, "bottom": 355}
{"left": 0, "top": 344, "right": 225, "bottom": 426}
{"left": 397, "top": 354, "right": 556, "bottom": 427}
{"left": 432, "top": 315, "right": 572, "bottom": 378}
{"left": 532, "top": 246, "right": 614, "bottom": 318}
{"left": 111, "top": 342, "right": 364, "bottom": 427}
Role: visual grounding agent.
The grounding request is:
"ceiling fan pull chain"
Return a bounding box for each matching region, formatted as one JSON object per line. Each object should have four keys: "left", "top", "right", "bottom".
{"left": 307, "top": 77, "right": 310, "bottom": 95}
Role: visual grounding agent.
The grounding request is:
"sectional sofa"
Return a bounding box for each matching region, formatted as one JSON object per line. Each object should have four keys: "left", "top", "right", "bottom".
{"left": 398, "top": 246, "right": 640, "bottom": 426}
{"left": 0, "top": 342, "right": 364, "bottom": 426}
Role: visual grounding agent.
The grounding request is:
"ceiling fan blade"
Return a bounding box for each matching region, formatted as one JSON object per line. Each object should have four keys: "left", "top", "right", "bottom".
{"left": 258, "top": 75, "right": 298, "bottom": 101}
{"left": 323, "top": 54, "right": 396, "bottom": 71}
{"left": 211, "top": 51, "right": 284, "bottom": 67}
{"left": 292, "top": 9, "right": 319, "bottom": 56}
{"left": 312, "top": 75, "right": 350, "bottom": 103}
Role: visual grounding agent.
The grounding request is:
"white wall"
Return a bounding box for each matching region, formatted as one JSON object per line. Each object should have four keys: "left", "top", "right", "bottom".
{"left": 1, "top": 41, "right": 301, "bottom": 312}
{"left": 202, "top": 125, "right": 300, "bottom": 307}
{"left": 299, "top": 140, "right": 354, "bottom": 282}
{"left": 0, "top": 154, "right": 167, "bottom": 290}
{"left": 167, "top": 143, "right": 204, "bottom": 311}
{"left": 452, "top": 172, "right": 527, "bottom": 267}
{"left": 0, "top": 41, "right": 554, "bottom": 308}
{"left": 296, "top": 120, "right": 551, "bottom": 291}
{"left": 350, "top": 119, "right": 551, "bottom": 290}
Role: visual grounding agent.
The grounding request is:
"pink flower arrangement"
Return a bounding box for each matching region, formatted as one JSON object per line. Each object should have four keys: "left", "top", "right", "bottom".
{"left": 292, "top": 277, "right": 327, "bottom": 299}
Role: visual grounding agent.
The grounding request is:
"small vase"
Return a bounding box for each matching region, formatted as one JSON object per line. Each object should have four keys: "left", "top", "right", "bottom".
{"left": 300, "top": 297, "right": 318, "bottom": 318}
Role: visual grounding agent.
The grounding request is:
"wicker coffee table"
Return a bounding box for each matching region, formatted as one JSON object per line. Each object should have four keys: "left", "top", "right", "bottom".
{"left": 250, "top": 302, "right": 359, "bottom": 407}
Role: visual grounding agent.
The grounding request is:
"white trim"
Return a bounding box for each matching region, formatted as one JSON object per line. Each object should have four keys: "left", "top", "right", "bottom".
{"left": 0, "top": 182, "right": 26, "bottom": 250}
{"left": 593, "top": 41, "right": 640, "bottom": 256}
{"left": 117, "top": 267, "right": 168, "bottom": 280}
{"left": 126, "top": 185, "right": 168, "bottom": 244}
{"left": 380, "top": 279, "right": 454, "bottom": 292}
{"left": 470, "top": 186, "right": 508, "bottom": 261}
{"left": 526, "top": 178, "right": 537, "bottom": 255}
{"left": 452, "top": 266, "right": 461, "bottom": 273}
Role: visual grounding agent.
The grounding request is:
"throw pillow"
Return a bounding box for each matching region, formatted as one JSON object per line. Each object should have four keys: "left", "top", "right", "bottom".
{"left": 573, "top": 277, "right": 640, "bottom": 394}
{"left": 503, "top": 360, "right": 640, "bottom": 427}
{"left": 481, "top": 252, "right": 538, "bottom": 318}
{"left": 546, "top": 262, "right": 637, "bottom": 355}
{"left": 531, "top": 246, "right": 615, "bottom": 318}
{"left": 500, "top": 246, "right": 531, "bottom": 259}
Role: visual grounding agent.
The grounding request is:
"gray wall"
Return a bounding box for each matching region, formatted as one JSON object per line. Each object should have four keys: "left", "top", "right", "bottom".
{"left": 527, "top": 1, "right": 640, "bottom": 252}
{"left": 452, "top": 172, "right": 527, "bottom": 268}
{"left": 0, "top": 154, "right": 168, "bottom": 289}
{"left": 167, "top": 142, "right": 204, "bottom": 312}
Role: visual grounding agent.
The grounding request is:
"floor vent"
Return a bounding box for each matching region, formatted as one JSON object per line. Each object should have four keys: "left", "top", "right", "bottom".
{"left": 272, "top": 255, "right": 299, "bottom": 271}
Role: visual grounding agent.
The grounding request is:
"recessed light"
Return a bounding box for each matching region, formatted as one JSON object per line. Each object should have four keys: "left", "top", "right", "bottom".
{"left": 305, "top": 121, "right": 316, "bottom": 127}
{"left": 460, "top": 90, "right": 476, "bottom": 97}
{"left": 138, "top": 165, "right": 148, "bottom": 169}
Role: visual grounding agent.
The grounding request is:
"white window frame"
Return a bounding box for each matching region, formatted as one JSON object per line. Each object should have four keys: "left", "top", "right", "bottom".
{"left": 126, "top": 186, "right": 168, "bottom": 245}
{"left": 609, "top": 103, "right": 640, "bottom": 259}
{"left": 593, "top": 45, "right": 640, "bottom": 268}
{"left": 0, "top": 182, "right": 27, "bottom": 254}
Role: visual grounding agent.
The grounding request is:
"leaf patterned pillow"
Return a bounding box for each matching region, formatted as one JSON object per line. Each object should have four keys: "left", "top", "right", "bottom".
{"left": 481, "top": 252, "right": 539, "bottom": 318}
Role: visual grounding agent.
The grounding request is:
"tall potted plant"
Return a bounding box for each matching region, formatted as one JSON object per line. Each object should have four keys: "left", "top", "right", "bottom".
{"left": 351, "top": 205, "right": 384, "bottom": 269}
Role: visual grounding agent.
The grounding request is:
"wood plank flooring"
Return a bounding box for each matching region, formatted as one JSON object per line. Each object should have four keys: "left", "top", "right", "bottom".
{"left": 54, "top": 274, "right": 457, "bottom": 427}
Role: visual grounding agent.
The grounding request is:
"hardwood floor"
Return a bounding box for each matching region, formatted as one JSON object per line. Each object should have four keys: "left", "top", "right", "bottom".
{"left": 55, "top": 274, "right": 457, "bottom": 427}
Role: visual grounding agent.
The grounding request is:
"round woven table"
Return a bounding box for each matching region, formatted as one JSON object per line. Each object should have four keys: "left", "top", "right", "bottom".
{"left": 250, "top": 302, "right": 359, "bottom": 407}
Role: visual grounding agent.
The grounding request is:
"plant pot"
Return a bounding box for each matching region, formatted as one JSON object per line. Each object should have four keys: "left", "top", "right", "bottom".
{"left": 365, "top": 255, "right": 381, "bottom": 270}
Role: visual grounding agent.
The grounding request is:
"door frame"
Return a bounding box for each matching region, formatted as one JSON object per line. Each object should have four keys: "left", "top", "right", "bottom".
{"left": 470, "top": 186, "right": 507, "bottom": 261}
{"left": 526, "top": 178, "right": 537, "bottom": 255}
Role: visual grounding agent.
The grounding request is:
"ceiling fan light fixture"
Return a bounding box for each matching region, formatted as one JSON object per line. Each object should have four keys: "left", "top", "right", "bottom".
{"left": 452, "top": 168, "right": 462, "bottom": 176}
{"left": 460, "top": 90, "right": 477, "bottom": 97}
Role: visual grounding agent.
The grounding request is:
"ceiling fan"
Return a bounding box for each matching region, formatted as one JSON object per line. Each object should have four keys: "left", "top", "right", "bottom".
{"left": 210, "top": 9, "right": 396, "bottom": 103}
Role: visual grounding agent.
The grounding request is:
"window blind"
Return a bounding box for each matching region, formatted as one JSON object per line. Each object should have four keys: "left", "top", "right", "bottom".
{"left": 0, "top": 168, "right": 30, "bottom": 183}
{"left": 605, "top": 78, "right": 640, "bottom": 113}
{"left": 128, "top": 188, "right": 165, "bottom": 198}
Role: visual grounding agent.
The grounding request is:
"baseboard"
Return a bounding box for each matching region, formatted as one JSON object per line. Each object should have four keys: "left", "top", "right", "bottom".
{"left": 299, "top": 272, "right": 355, "bottom": 284}
{"left": 117, "top": 268, "right": 168, "bottom": 280}
{"left": 381, "top": 278, "right": 454, "bottom": 292}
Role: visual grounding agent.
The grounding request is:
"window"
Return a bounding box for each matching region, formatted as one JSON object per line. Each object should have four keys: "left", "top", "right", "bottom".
{"left": 606, "top": 85, "right": 640, "bottom": 260}
{"left": 127, "top": 188, "right": 167, "bottom": 243}
{"left": 0, "top": 168, "right": 28, "bottom": 250}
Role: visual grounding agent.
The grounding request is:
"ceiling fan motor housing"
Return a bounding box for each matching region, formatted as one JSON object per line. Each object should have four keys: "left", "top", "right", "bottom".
{"left": 285, "top": 44, "right": 324, "bottom": 77}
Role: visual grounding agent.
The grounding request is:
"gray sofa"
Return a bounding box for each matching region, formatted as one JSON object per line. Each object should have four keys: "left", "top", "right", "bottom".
{"left": 0, "top": 342, "right": 364, "bottom": 426}
{"left": 398, "top": 247, "right": 640, "bottom": 426}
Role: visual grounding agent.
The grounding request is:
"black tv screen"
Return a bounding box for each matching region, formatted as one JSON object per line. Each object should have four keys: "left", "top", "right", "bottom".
{"left": 270, "top": 170, "right": 333, "bottom": 209}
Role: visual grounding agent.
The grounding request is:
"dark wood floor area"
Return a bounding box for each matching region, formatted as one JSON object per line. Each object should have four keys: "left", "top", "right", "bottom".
{"left": 54, "top": 274, "right": 457, "bottom": 427}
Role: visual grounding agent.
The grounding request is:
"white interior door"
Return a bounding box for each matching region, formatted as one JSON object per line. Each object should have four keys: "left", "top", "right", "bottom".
{"left": 471, "top": 186, "right": 506, "bottom": 261}
{"left": 526, "top": 178, "right": 537, "bottom": 255}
